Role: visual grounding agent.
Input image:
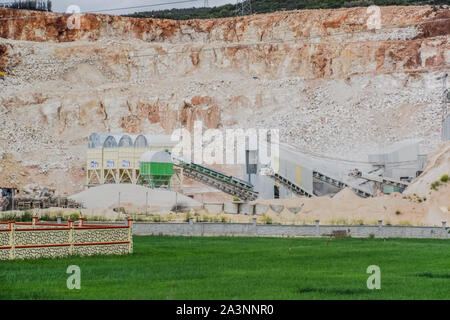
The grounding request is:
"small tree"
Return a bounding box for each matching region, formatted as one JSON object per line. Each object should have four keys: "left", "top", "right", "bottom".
{"left": 1, "top": 0, "right": 53, "bottom": 12}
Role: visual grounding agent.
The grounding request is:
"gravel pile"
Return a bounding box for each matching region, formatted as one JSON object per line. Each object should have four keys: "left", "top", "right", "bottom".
{"left": 69, "top": 184, "right": 201, "bottom": 210}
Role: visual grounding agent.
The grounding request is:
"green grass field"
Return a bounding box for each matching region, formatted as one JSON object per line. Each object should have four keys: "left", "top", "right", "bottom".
{"left": 1, "top": 236, "right": 450, "bottom": 299}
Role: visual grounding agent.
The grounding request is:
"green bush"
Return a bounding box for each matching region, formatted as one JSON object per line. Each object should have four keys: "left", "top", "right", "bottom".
{"left": 88, "top": 215, "right": 107, "bottom": 222}
{"left": 21, "top": 210, "right": 33, "bottom": 221}
{"left": 0, "top": 213, "right": 16, "bottom": 222}
{"left": 150, "top": 215, "right": 159, "bottom": 222}
{"left": 351, "top": 219, "right": 364, "bottom": 225}
{"left": 69, "top": 212, "right": 80, "bottom": 220}
{"left": 124, "top": 0, "right": 432, "bottom": 21}
{"left": 39, "top": 214, "right": 57, "bottom": 221}
{"left": 431, "top": 181, "right": 441, "bottom": 190}
{"left": 440, "top": 174, "right": 449, "bottom": 183}
{"left": 262, "top": 215, "right": 273, "bottom": 225}
{"left": 330, "top": 218, "right": 348, "bottom": 225}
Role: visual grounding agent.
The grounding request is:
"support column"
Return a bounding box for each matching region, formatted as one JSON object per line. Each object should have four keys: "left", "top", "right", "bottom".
{"left": 68, "top": 220, "right": 74, "bottom": 256}
{"left": 9, "top": 221, "right": 15, "bottom": 260}
{"left": 442, "top": 221, "right": 447, "bottom": 238}
{"left": 378, "top": 220, "right": 383, "bottom": 238}
{"left": 127, "top": 218, "right": 134, "bottom": 254}
{"left": 315, "top": 220, "right": 320, "bottom": 237}
{"left": 189, "top": 217, "right": 194, "bottom": 237}
{"left": 32, "top": 216, "right": 38, "bottom": 227}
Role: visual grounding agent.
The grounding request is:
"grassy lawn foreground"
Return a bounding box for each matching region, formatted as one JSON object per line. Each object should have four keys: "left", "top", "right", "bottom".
{"left": 1, "top": 236, "right": 450, "bottom": 299}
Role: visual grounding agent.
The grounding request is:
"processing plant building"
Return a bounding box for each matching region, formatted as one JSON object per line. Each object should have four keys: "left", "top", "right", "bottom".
{"left": 86, "top": 133, "right": 182, "bottom": 188}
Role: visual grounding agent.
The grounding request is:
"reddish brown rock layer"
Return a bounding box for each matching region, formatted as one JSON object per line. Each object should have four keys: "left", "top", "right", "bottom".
{"left": 0, "top": 6, "right": 448, "bottom": 43}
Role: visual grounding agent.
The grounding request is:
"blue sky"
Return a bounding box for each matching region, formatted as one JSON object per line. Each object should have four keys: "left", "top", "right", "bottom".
{"left": 0, "top": 0, "right": 235, "bottom": 14}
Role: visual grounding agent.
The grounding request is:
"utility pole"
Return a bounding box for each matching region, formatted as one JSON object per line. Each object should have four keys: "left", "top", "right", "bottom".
{"left": 203, "top": 0, "right": 209, "bottom": 7}
{"left": 236, "top": 0, "right": 252, "bottom": 16}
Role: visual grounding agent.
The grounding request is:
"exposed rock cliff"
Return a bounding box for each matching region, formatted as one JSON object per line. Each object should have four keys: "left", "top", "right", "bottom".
{"left": 0, "top": 6, "right": 448, "bottom": 193}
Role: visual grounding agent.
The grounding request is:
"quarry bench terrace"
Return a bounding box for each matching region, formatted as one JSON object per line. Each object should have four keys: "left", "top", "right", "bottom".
{"left": 0, "top": 217, "right": 133, "bottom": 260}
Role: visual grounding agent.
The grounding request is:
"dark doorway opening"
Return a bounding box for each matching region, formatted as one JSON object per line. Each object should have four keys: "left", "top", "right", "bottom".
{"left": 274, "top": 185, "right": 280, "bottom": 199}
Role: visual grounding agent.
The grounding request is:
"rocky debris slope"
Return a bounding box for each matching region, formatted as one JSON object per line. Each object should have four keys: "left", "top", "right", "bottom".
{"left": 405, "top": 141, "right": 450, "bottom": 196}
{"left": 21, "top": 183, "right": 54, "bottom": 200}
{"left": 0, "top": 6, "right": 448, "bottom": 194}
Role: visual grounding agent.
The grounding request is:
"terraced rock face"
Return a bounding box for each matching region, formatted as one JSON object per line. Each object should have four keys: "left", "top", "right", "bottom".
{"left": 0, "top": 6, "right": 448, "bottom": 194}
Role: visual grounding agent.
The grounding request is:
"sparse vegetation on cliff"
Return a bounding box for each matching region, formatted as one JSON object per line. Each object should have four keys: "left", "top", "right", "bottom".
{"left": 0, "top": 0, "right": 52, "bottom": 12}
{"left": 430, "top": 174, "right": 450, "bottom": 190}
{"left": 125, "top": 0, "right": 447, "bottom": 20}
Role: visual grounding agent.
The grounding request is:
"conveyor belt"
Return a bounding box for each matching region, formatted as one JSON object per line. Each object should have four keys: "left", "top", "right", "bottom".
{"left": 313, "top": 171, "right": 373, "bottom": 198}
{"left": 349, "top": 169, "right": 409, "bottom": 189}
{"left": 262, "top": 169, "right": 314, "bottom": 197}
{"left": 173, "top": 157, "right": 258, "bottom": 201}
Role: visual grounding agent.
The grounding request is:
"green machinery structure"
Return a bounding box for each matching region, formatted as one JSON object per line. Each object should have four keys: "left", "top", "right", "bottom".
{"left": 139, "top": 151, "right": 174, "bottom": 188}
{"left": 171, "top": 154, "right": 258, "bottom": 201}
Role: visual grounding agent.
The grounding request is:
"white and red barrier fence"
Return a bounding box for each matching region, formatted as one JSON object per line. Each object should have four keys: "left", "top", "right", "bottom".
{"left": 0, "top": 217, "right": 133, "bottom": 260}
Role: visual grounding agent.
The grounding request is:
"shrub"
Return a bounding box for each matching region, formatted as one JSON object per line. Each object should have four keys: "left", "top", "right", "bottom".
{"left": 151, "top": 215, "right": 161, "bottom": 222}
{"left": 69, "top": 212, "right": 80, "bottom": 220}
{"left": 440, "top": 174, "right": 449, "bottom": 183}
{"left": 39, "top": 213, "right": 57, "bottom": 221}
{"left": 330, "top": 218, "right": 348, "bottom": 225}
{"left": 165, "top": 213, "right": 175, "bottom": 222}
{"left": 395, "top": 210, "right": 401, "bottom": 215}
{"left": 0, "top": 213, "right": 16, "bottom": 222}
{"left": 88, "top": 215, "right": 107, "bottom": 222}
{"left": 351, "top": 219, "right": 364, "bottom": 225}
{"left": 431, "top": 181, "right": 441, "bottom": 190}
{"left": 368, "top": 233, "right": 375, "bottom": 239}
{"left": 262, "top": 215, "right": 272, "bottom": 224}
